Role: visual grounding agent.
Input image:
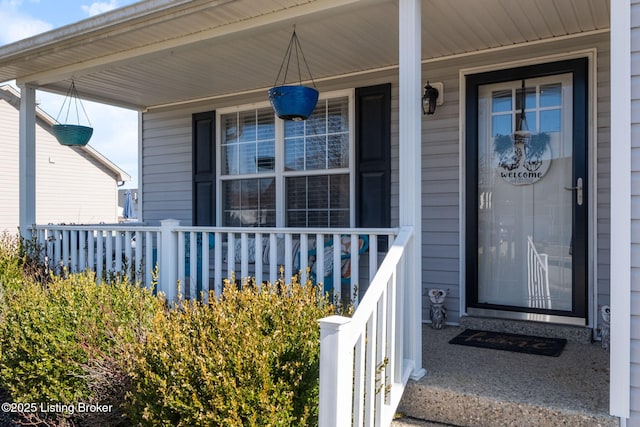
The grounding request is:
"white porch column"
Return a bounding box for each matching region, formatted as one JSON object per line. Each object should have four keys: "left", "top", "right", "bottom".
{"left": 19, "top": 84, "right": 37, "bottom": 239}
{"left": 398, "top": 0, "right": 425, "bottom": 380}
{"left": 609, "top": 0, "right": 631, "bottom": 420}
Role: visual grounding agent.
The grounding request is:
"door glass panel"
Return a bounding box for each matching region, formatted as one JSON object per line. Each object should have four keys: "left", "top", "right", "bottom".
{"left": 477, "top": 74, "right": 573, "bottom": 311}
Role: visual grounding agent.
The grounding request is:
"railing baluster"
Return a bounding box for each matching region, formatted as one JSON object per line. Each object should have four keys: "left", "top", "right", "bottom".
{"left": 177, "top": 231, "right": 186, "bottom": 298}
{"left": 144, "top": 231, "right": 154, "bottom": 289}
{"left": 240, "top": 232, "right": 249, "bottom": 281}
{"left": 353, "top": 334, "right": 365, "bottom": 427}
{"left": 202, "top": 232, "right": 210, "bottom": 302}
{"left": 124, "top": 231, "right": 133, "bottom": 279}
{"left": 78, "top": 231, "right": 86, "bottom": 272}
{"left": 299, "top": 233, "right": 308, "bottom": 284}
{"left": 70, "top": 230, "right": 78, "bottom": 273}
{"left": 62, "top": 230, "right": 70, "bottom": 273}
{"left": 369, "top": 233, "right": 378, "bottom": 285}
{"left": 105, "top": 231, "right": 113, "bottom": 275}
{"left": 214, "top": 232, "right": 222, "bottom": 296}
{"left": 227, "top": 233, "right": 235, "bottom": 283}
{"left": 333, "top": 233, "right": 341, "bottom": 301}
{"left": 284, "top": 233, "right": 293, "bottom": 282}
{"left": 87, "top": 231, "right": 95, "bottom": 271}
{"left": 190, "top": 231, "right": 198, "bottom": 298}
{"left": 115, "top": 230, "right": 123, "bottom": 273}
{"left": 96, "top": 232, "right": 104, "bottom": 284}
{"left": 316, "top": 233, "right": 325, "bottom": 290}
{"left": 134, "top": 230, "right": 142, "bottom": 283}
{"left": 350, "top": 233, "right": 359, "bottom": 301}
{"left": 269, "top": 233, "right": 277, "bottom": 283}
{"left": 254, "top": 233, "right": 263, "bottom": 286}
{"left": 364, "top": 313, "right": 376, "bottom": 425}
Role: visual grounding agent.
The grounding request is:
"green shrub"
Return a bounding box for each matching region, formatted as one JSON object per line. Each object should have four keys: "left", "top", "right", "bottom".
{"left": 0, "top": 232, "right": 341, "bottom": 426}
{"left": 0, "top": 233, "right": 24, "bottom": 291}
{"left": 0, "top": 268, "right": 162, "bottom": 425}
{"left": 126, "top": 277, "right": 335, "bottom": 427}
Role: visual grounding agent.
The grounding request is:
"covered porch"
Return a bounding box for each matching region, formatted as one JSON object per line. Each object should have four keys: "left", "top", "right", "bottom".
{"left": 0, "top": 0, "right": 629, "bottom": 425}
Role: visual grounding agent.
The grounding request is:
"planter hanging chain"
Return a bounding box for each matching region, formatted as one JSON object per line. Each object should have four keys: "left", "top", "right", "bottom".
{"left": 51, "top": 79, "right": 94, "bottom": 146}
{"left": 269, "top": 26, "right": 320, "bottom": 121}
{"left": 55, "top": 79, "right": 92, "bottom": 127}
{"left": 273, "top": 26, "right": 316, "bottom": 88}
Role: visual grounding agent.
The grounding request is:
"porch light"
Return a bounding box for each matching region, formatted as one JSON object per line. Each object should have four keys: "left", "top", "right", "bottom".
{"left": 422, "top": 81, "right": 439, "bottom": 115}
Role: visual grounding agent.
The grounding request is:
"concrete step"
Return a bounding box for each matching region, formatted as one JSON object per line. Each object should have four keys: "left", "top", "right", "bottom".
{"left": 459, "top": 315, "right": 594, "bottom": 344}
{"left": 398, "top": 381, "right": 617, "bottom": 427}
{"left": 392, "top": 416, "right": 457, "bottom": 426}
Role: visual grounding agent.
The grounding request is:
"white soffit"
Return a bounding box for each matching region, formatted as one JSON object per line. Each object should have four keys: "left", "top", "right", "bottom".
{"left": 0, "top": 0, "right": 610, "bottom": 110}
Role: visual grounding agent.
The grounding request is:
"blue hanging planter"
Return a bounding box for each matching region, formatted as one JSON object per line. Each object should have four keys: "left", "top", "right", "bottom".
{"left": 52, "top": 80, "right": 93, "bottom": 146}
{"left": 269, "top": 27, "right": 318, "bottom": 121}
{"left": 268, "top": 85, "right": 319, "bottom": 121}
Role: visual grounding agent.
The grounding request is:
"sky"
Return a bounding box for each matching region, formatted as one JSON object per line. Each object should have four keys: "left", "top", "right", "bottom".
{"left": 0, "top": 0, "right": 141, "bottom": 188}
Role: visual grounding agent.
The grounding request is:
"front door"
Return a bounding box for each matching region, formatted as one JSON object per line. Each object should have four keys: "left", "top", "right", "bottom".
{"left": 465, "top": 58, "right": 588, "bottom": 323}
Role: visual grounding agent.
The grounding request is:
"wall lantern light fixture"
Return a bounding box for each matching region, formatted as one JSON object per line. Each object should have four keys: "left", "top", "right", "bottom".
{"left": 422, "top": 81, "right": 443, "bottom": 115}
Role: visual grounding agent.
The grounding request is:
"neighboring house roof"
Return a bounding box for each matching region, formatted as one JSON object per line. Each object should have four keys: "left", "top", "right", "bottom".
{"left": 0, "top": 84, "right": 130, "bottom": 183}
{"left": 0, "top": 0, "right": 609, "bottom": 111}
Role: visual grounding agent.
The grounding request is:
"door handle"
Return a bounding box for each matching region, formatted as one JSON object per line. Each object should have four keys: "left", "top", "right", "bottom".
{"left": 564, "top": 177, "right": 583, "bottom": 206}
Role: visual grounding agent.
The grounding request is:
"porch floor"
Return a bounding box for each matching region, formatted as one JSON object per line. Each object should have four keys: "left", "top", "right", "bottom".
{"left": 393, "top": 324, "right": 616, "bottom": 427}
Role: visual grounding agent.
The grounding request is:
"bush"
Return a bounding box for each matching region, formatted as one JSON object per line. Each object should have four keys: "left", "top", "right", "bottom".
{"left": 0, "top": 233, "right": 341, "bottom": 426}
{"left": 0, "top": 233, "right": 24, "bottom": 291}
{"left": 125, "top": 277, "right": 335, "bottom": 427}
{"left": 0, "top": 265, "right": 162, "bottom": 426}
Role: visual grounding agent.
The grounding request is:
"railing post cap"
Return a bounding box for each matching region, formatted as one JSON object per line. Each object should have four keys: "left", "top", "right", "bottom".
{"left": 318, "top": 315, "right": 351, "bottom": 331}
{"left": 160, "top": 219, "right": 181, "bottom": 226}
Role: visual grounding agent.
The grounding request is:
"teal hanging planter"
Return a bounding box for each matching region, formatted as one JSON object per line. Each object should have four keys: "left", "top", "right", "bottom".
{"left": 51, "top": 124, "right": 93, "bottom": 147}
{"left": 52, "top": 80, "right": 93, "bottom": 146}
{"left": 269, "top": 27, "right": 318, "bottom": 121}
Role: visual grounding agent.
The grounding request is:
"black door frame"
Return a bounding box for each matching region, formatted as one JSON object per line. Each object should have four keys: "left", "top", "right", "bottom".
{"left": 465, "top": 57, "right": 589, "bottom": 320}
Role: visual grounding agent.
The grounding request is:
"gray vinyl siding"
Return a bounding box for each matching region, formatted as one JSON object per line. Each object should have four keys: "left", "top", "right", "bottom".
{"left": 419, "top": 32, "right": 611, "bottom": 324}
{"left": 630, "top": 0, "right": 640, "bottom": 423}
{"left": 140, "top": 33, "right": 611, "bottom": 328}
{"left": 141, "top": 108, "right": 197, "bottom": 224}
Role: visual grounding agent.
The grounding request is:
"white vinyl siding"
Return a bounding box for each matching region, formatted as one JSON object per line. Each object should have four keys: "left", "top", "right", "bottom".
{"left": 0, "top": 95, "right": 120, "bottom": 232}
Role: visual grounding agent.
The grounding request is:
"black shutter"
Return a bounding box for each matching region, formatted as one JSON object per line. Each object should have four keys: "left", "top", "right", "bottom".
{"left": 192, "top": 111, "right": 216, "bottom": 226}
{"left": 355, "top": 84, "right": 391, "bottom": 228}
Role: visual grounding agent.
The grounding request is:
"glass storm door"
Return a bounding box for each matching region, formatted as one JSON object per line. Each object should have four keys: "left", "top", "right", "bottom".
{"left": 466, "top": 59, "right": 588, "bottom": 322}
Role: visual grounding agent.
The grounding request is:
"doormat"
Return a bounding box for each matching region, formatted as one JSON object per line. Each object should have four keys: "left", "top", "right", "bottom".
{"left": 449, "top": 329, "right": 567, "bottom": 357}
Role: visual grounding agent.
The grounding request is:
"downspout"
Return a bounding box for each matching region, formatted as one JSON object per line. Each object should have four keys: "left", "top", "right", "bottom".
{"left": 18, "top": 84, "right": 36, "bottom": 240}
{"left": 398, "top": 0, "right": 426, "bottom": 380}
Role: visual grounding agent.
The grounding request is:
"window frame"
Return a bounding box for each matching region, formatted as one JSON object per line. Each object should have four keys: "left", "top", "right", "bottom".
{"left": 215, "top": 89, "right": 355, "bottom": 228}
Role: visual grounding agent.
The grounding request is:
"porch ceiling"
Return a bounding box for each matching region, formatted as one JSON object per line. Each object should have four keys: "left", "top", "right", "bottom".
{"left": 0, "top": 0, "right": 609, "bottom": 110}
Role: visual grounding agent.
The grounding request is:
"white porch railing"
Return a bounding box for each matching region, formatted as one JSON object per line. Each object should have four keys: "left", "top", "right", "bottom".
{"left": 32, "top": 221, "right": 397, "bottom": 303}
{"left": 33, "top": 222, "right": 161, "bottom": 288}
{"left": 318, "top": 226, "right": 413, "bottom": 427}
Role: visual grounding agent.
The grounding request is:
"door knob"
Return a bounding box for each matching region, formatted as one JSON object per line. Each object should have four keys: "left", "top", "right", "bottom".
{"left": 564, "top": 177, "right": 583, "bottom": 206}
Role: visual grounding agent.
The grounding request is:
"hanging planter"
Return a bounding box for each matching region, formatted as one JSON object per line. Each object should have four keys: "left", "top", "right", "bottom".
{"left": 268, "top": 27, "right": 319, "bottom": 121}
{"left": 51, "top": 80, "right": 93, "bottom": 146}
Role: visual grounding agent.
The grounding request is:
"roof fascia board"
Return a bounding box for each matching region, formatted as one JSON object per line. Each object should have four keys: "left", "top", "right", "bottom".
{"left": 17, "top": 0, "right": 371, "bottom": 88}
{"left": 81, "top": 144, "right": 131, "bottom": 182}
{"left": 0, "top": 0, "right": 227, "bottom": 64}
